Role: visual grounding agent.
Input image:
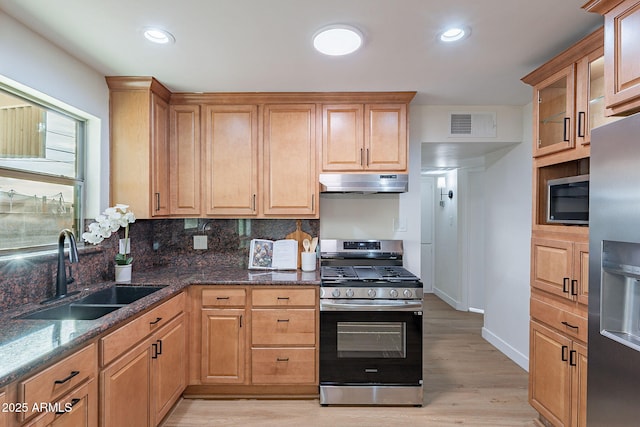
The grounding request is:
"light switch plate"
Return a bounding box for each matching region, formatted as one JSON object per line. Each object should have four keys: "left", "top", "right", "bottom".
{"left": 193, "top": 235, "right": 207, "bottom": 250}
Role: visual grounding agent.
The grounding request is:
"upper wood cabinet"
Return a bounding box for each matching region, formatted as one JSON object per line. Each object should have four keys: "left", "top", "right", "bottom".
{"left": 584, "top": 0, "right": 640, "bottom": 115}
{"left": 322, "top": 103, "right": 407, "bottom": 172}
{"left": 203, "top": 105, "right": 258, "bottom": 216}
{"left": 522, "top": 28, "right": 620, "bottom": 159}
{"left": 107, "top": 77, "right": 171, "bottom": 219}
{"left": 263, "top": 104, "right": 317, "bottom": 217}
{"left": 169, "top": 104, "right": 201, "bottom": 216}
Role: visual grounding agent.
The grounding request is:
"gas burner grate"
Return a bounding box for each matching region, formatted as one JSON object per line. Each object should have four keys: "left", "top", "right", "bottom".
{"left": 321, "top": 266, "right": 357, "bottom": 279}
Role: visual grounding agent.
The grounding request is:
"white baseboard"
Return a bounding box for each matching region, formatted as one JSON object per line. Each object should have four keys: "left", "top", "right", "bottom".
{"left": 433, "top": 287, "right": 458, "bottom": 310}
{"left": 482, "top": 327, "right": 529, "bottom": 372}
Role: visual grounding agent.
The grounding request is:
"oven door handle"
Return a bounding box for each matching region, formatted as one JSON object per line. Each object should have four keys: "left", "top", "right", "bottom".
{"left": 320, "top": 300, "right": 423, "bottom": 312}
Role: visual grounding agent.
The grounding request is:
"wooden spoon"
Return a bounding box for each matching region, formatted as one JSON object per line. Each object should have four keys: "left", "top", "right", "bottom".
{"left": 303, "top": 238, "right": 311, "bottom": 252}
{"left": 310, "top": 237, "right": 318, "bottom": 253}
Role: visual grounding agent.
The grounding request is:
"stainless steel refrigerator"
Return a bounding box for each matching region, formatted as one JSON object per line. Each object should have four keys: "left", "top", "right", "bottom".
{"left": 588, "top": 112, "right": 640, "bottom": 426}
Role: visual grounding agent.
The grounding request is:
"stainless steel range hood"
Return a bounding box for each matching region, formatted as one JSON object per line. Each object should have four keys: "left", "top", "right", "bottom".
{"left": 319, "top": 173, "right": 408, "bottom": 193}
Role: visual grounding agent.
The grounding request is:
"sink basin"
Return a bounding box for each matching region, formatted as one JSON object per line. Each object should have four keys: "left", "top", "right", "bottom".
{"left": 19, "top": 303, "right": 120, "bottom": 320}
{"left": 76, "top": 285, "right": 164, "bottom": 305}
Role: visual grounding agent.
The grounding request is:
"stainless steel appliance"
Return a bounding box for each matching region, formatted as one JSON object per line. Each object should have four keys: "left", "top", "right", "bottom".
{"left": 546, "top": 174, "right": 589, "bottom": 225}
{"left": 319, "top": 239, "right": 423, "bottom": 406}
{"left": 319, "top": 173, "right": 409, "bottom": 193}
{"left": 588, "top": 112, "right": 640, "bottom": 426}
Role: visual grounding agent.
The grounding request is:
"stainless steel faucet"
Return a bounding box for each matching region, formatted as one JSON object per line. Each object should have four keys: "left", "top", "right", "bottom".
{"left": 42, "top": 229, "right": 80, "bottom": 303}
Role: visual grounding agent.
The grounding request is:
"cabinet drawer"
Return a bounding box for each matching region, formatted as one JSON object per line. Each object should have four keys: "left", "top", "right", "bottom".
{"left": 202, "top": 288, "right": 246, "bottom": 307}
{"left": 19, "top": 343, "right": 96, "bottom": 422}
{"left": 252, "top": 288, "right": 316, "bottom": 307}
{"left": 251, "top": 348, "right": 316, "bottom": 384}
{"left": 101, "top": 292, "right": 184, "bottom": 366}
{"left": 22, "top": 378, "right": 97, "bottom": 427}
{"left": 531, "top": 297, "right": 587, "bottom": 342}
{"left": 251, "top": 309, "right": 316, "bottom": 345}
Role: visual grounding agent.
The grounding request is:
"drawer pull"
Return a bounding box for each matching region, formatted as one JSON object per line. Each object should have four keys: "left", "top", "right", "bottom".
{"left": 276, "top": 357, "right": 289, "bottom": 362}
{"left": 56, "top": 398, "right": 81, "bottom": 415}
{"left": 150, "top": 317, "right": 162, "bottom": 325}
{"left": 562, "top": 321, "right": 579, "bottom": 330}
{"left": 277, "top": 297, "right": 290, "bottom": 300}
{"left": 365, "top": 368, "right": 378, "bottom": 373}
{"left": 54, "top": 370, "right": 79, "bottom": 385}
{"left": 277, "top": 319, "right": 290, "bottom": 323}
{"left": 216, "top": 296, "right": 230, "bottom": 300}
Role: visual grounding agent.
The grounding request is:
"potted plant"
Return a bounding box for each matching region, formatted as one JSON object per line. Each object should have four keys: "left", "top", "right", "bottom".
{"left": 82, "top": 204, "right": 136, "bottom": 282}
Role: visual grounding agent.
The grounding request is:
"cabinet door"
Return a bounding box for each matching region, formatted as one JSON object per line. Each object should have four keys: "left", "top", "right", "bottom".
{"left": 574, "top": 243, "right": 589, "bottom": 306}
{"left": 152, "top": 314, "right": 186, "bottom": 426}
{"left": 23, "top": 379, "right": 97, "bottom": 427}
{"left": 365, "top": 104, "right": 407, "bottom": 171}
{"left": 529, "top": 321, "right": 572, "bottom": 427}
{"left": 201, "top": 309, "right": 246, "bottom": 384}
{"left": 533, "top": 65, "right": 576, "bottom": 157}
{"left": 571, "top": 342, "right": 588, "bottom": 427}
{"left": 604, "top": 0, "right": 640, "bottom": 115}
{"left": 151, "top": 93, "right": 171, "bottom": 216}
{"left": 322, "top": 104, "right": 364, "bottom": 171}
{"left": 101, "top": 341, "right": 151, "bottom": 427}
{"left": 169, "top": 104, "right": 201, "bottom": 215}
{"left": 531, "top": 238, "right": 574, "bottom": 300}
{"left": 204, "top": 105, "right": 258, "bottom": 216}
{"left": 263, "top": 104, "right": 317, "bottom": 217}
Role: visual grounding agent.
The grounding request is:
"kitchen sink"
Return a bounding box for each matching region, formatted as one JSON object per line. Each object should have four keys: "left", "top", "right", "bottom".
{"left": 75, "top": 285, "right": 164, "bottom": 305}
{"left": 17, "top": 285, "right": 165, "bottom": 320}
{"left": 19, "top": 303, "right": 121, "bottom": 320}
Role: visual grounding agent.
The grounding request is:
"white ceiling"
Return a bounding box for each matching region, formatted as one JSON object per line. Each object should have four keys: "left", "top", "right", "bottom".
{"left": 0, "top": 0, "right": 603, "bottom": 168}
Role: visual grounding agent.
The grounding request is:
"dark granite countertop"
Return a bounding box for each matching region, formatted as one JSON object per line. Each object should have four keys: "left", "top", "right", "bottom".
{"left": 0, "top": 266, "right": 320, "bottom": 388}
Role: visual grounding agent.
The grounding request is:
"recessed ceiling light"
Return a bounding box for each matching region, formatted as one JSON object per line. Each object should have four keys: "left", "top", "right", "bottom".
{"left": 143, "top": 27, "right": 175, "bottom": 44}
{"left": 313, "top": 25, "right": 363, "bottom": 56}
{"left": 439, "top": 27, "right": 470, "bottom": 43}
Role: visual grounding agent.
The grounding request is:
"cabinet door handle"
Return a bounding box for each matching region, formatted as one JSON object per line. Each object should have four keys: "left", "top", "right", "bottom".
{"left": 562, "top": 321, "right": 579, "bottom": 330}
{"left": 366, "top": 148, "right": 370, "bottom": 166}
{"left": 577, "top": 111, "right": 586, "bottom": 138}
{"left": 563, "top": 117, "right": 570, "bottom": 142}
{"left": 561, "top": 345, "right": 569, "bottom": 362}
{"left": 54, "top": 370, "right": 79, "bottom": 385}
{"left": 571, "top": 279, "right": 578, "bottom": 296}
{"left": 155, "top": 193, "right": 161, "bottom": 211}
{"left": 252, "top": 194, "right": 256, "bottom": 212}
{"left": 311, "top": 194, "right": 315, "bottom": 212}
{"left": 239, "top": 315, "right": 243, "bottom": 328}
{"left": 156, "top": 339, "right": 163, "bottom": 355}
{"left": 360, "top": 148, "right": 364, "bottom": 165}
{"left": 569, "top": 350, "right": 577, "bottom": 367}
{"left": 152, "top": 343, "right": 159, "bottom": 359}
{"left": 563, "top": 278, "right": 570, "bottom": 294}
{"left": 56, "top": 398, "right": 81, "bottom": 414}
{"left": 150, "top": 317, "right": 162, "bottom": 325}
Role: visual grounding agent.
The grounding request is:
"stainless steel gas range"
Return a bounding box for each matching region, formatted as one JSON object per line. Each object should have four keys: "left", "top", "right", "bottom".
{"left": 319, "top": 239, "right": 423, "bottom": 406}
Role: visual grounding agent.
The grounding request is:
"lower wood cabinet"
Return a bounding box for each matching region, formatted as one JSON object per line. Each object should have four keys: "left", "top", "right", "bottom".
{"left": 529, "top": 320, "right": 587, "bottom": 427}
{"left": 22, "top": 379, "right": 97, "bottom": 427}
{"left": 100, "top": 293, "right": 186, "bottom": 427}
{"left": 0, "top": 388, "right": 6, "bottom": 427}
{"left": 189, "top": 286, "right": 318, "bottom": 396}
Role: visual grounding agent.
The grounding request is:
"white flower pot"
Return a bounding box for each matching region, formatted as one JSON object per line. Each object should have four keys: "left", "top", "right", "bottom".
{"left": 115, "top": 264, "right": 132, "bottom": 283}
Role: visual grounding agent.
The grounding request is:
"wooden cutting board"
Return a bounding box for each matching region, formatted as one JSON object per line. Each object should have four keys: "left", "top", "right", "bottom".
{"left": 285, "top": 220, "right": 312, "bottom": 269}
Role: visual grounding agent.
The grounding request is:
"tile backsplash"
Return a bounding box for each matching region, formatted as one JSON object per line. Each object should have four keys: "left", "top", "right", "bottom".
{"left": 0, "top": 218, "right": 318, "bottom": 310}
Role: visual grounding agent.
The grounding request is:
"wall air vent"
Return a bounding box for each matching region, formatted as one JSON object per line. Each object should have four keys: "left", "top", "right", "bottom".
{"left": 449, "top": 112, "right": 497, "bottom": 137}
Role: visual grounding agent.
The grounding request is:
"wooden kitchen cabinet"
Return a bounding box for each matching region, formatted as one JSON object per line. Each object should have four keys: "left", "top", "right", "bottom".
{"left": 169, "top": 104, "right": 201, "bottom": 216}
{"left": 584, "top": 0, "right": 640, "bottom": 115}
{"left": 22, "top": 379, "right": 97, "bottom": 427}
{"left": 100, "top": 293, "right": 185, "bottom": 427}
{"left": 0, "top": 389, "right": 5, "bottom": 427}
{"left": 531, "top": 238, "right": 589, "bottom": 306}
{"left": 263, "top": 104, "right": 317, "bottom": 217}
{"left": 199, "top": 288, "right": 247, "bottom": 384}
{"left": 203, "top": 105, "right": 258, "bottom": 216}
{"left": 529, "top": 320, "right": 587, "bottom": 427}
{"left": 322, "top": 103, "right": 407, "bottom": 172}
{"left": 107, "top": 77, "right": 171, "bottom": 218}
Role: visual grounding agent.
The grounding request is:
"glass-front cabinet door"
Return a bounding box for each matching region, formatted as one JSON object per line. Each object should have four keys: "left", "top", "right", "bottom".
{"left": 534, "top": 64, "right": 575, "bottom": 157}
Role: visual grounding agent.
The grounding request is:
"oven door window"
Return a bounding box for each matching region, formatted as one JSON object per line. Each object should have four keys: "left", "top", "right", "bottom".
{"left": 337, "top": 322, "right": 406, "bottom": 358}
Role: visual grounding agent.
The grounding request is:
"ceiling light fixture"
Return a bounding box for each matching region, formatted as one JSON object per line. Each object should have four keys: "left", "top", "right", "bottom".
{"left": 313, "top": 25, "right": 363, "bottom": 56}
{"left": 439, "top": 26, "right": 470, "bottom": 43}
{"left": 143, "top": 27, "right": 175, "bottom": 44}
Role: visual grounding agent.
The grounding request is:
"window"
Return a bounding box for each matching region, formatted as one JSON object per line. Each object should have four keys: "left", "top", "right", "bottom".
{"left": 0, "top": 87, "right": 84, "bottom": 254}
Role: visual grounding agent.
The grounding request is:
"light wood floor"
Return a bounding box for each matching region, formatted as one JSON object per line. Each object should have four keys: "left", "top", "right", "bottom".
{"left": 161, "top": 294, "right": 538, "bottom": 426}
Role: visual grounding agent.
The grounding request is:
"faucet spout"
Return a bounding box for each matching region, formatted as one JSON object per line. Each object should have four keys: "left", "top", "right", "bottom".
{"left": 42, "top": 229, "right": 80, "bottom": 303}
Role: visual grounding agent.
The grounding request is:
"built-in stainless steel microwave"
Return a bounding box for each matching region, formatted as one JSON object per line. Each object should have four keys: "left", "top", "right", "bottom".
{"left": 547, "top": 174, "right": 589, "bottom": 225}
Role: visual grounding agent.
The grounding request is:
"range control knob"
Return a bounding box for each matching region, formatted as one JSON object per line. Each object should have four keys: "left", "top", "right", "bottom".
{"left": 389, "top": 289, "right": 399, "bottom": 298}
{"left": 331, "top": 289, "right": 341, "bottom": 298}
{"left": 403, "top": 289, "right": 413, "bottom": 298}
{"left": 367, "top": 289, "right": 377, "bottom": 298}
{"left": 345, "top": 289, "right": 355, "bottom": 298}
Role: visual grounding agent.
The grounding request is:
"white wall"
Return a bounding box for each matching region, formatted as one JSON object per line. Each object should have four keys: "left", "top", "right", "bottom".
{"left": 433, "top": 170, "right": 460, "bottom": 307}
{"left": 0, "top": 11, "right": 109, "bottom": 216}
{"left": 481, "top": 103, "right": 533, "bottom": 370}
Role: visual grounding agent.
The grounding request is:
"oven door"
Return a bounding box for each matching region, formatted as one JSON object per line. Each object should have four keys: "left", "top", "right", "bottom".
{"left": 320, "top": 301, "right": 422, "bottom": 385}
